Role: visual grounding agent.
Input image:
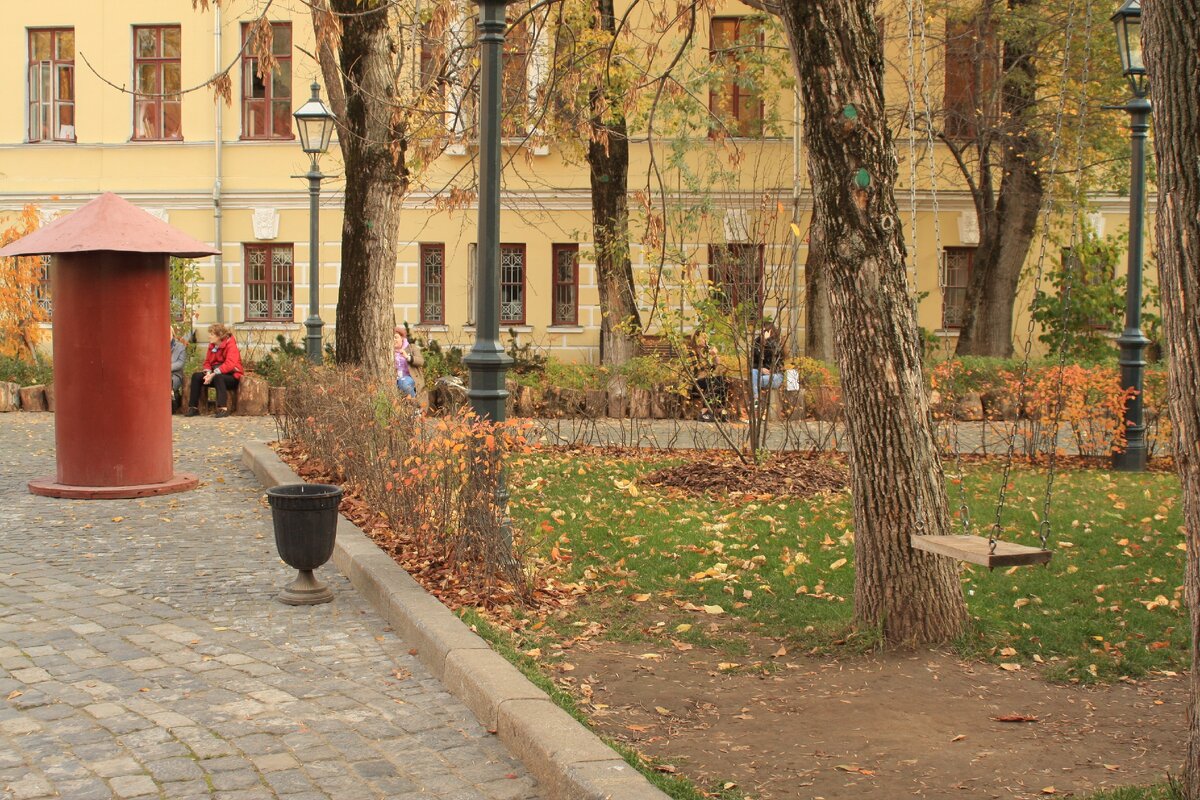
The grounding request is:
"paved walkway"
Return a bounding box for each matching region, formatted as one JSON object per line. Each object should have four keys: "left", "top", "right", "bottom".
{"left": 0, "top": 414, "right": 540, "bottom": 800}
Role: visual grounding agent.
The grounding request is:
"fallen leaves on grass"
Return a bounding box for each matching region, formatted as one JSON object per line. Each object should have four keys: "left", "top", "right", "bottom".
{"left": 642, "top": 451, "right": 846, "bottom": 499}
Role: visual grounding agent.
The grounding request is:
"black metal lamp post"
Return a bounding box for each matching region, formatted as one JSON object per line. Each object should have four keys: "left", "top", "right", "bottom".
{"left": 1111, "top": 0, "right": 1151, "bottom": 472}
{"left": 463, "top": 0, "right": 516, "bottom": 553}
{"left": 463, "top": 0, "right": 514, "bottom": 421}
{"left": 293, "top": 82, "right": 337, "bottom": 364}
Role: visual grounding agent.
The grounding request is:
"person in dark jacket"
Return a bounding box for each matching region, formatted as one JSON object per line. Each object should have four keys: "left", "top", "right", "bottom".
{"left": 184, "top": 323, "right": 243, "bottom": 418}
{"left": 751, "top": 322, "right": 783, "bottom": 401}
{"left": 688, "top": 329, "right": 727, "bottom": 421}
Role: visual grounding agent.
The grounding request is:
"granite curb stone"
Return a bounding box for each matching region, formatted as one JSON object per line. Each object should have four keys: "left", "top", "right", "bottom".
{"left": 241, "top": 441, "right": 669, "bottom": 800}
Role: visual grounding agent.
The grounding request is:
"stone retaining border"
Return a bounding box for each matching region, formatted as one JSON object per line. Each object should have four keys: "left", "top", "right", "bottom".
{"left": 242, "top": 441, "right": 669, "bottom": 800}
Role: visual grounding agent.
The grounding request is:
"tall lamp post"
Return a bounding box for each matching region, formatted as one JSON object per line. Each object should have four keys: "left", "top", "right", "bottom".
{"left": 463, "top": 0, "right": 515, "bottom": 553}
{"left": 293, "top": 82, "right": 337, "bottom": 365}
{"left": 463, "top": 0, "right": 514, "bottom": 422}
{"left": 1111, "top": 0, "right": 1151, "bottom": 472}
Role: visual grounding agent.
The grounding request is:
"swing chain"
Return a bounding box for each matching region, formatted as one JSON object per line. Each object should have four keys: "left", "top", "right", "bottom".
{"left": 1040, "top": 0, "right": 1098, "bottom": 555}
{"left": 991, "top": 0, "right": 1089, "bottom": 555}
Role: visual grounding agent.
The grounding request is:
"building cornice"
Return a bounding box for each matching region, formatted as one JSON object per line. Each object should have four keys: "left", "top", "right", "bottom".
{"left": 0, "top": 188, "right": 1156, "bottom": 216}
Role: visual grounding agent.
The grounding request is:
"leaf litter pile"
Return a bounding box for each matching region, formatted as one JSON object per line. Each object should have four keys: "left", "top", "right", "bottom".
{"left": 641, "top": 450, "right": 847, "bottom": 499}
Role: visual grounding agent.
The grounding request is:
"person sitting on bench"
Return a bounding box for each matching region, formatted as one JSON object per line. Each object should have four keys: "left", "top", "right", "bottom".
{"left": 170, "top": 326, "right": 187, "bottom": 411}
{"left": 184, "top": 324, "right": 243, "bottom": 418}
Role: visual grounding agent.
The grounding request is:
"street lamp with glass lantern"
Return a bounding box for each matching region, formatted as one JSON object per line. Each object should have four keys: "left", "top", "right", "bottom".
{"left": 293, "top": 82, "right": 337, "bottom": 364}
{"left": 1110, "top": 0, "right": 1151, "bottom": 471}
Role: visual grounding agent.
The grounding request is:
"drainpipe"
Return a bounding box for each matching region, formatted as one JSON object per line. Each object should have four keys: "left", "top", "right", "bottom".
{"left": 212, "top": 5, "right": 225, "bottom": 324}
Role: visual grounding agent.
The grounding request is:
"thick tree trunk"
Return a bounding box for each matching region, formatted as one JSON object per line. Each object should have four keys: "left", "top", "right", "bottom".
{"left": 588, "top": 0, "right": 641, "bottom": 368}
{"left": 956, "top": 161, "right": 1040, "bottom": 357}
{"left": 781, "top": 0, "right": 967, "bottom": 643}
{"left": 1145, "top": 5, "right": 1200, "bottom": 794}
{"left": 805, "top": 209, "right": 837, "bottom": 363}
{"left": 955, "top": 0, "right": 1042, "bottom": 358}
{"left": 327, "top": 0, "right": 406, "bottom": 384}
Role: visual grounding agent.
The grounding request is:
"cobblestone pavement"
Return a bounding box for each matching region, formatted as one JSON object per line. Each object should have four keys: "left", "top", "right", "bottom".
{"left": 0, "top": 415, "right": 541, "bottom": 800}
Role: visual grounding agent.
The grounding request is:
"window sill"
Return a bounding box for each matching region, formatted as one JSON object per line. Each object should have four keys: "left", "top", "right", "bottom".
{"left": 129, "top": 137, "right": 185, "bottom": 144}
{"left": 235, "top": 136, "right": 298, "bottom": 144}
{"left": 547, "top": 325, "right": 584, "bottom": 333}
{"left": 935, "top": 329, "right": 962, "bottom": 337}
{"left": 444, "top": 140, "right": 549, "bottom": 156}
{"left": 415, "top": 324, "right": 449, "bottom": 333}
{"left": 235, "top": 321, "right": 299, "bottom": 329}
{"left": 462, "top": 325, "right": 533, "bottom": 334}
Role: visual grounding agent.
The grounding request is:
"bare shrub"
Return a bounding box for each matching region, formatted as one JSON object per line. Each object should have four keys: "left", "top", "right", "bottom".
{"left": 277, "top": 367, "right": 531, "bottom": 602}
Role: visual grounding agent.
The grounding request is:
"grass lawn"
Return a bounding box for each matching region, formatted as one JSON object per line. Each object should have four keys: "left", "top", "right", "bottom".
{"left": 505, "top": 448, "right": 1187, "bottom": 684}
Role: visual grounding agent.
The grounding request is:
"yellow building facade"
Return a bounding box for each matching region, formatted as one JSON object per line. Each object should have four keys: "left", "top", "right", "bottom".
{"left": 0, "top": 0, "right": 1142, "bottom": 363}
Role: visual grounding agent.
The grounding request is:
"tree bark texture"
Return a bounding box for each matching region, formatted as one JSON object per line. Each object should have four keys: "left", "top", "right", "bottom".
{"left": 780, "top": 0, "right": 967, "bottom": 643}
{"left": 804, "top": 208, "right": 837, "bottom": 363}
{"left": 588, "top": 0, "right": 642, "bottom": 368}
{"left": 1145, "top": 4, "right": 1200, "bottom": 794}
{"left": 326, "top": 0, "right": 407, "bottom": 384}
{"left": 955, "top": 0, "right": 1043, "bottom": 358}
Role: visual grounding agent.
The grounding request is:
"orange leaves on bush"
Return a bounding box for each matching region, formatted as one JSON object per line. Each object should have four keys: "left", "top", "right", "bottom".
{"left": 0, "top": 204, "right": 47, "bottom": 360}
{"left": 276, "top": 369, "right": 532, "bottom": 603}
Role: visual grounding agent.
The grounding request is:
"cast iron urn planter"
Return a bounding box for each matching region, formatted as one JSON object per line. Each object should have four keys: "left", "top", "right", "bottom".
{"left": 266, "top": 483, "right": 343, "bottom": 605}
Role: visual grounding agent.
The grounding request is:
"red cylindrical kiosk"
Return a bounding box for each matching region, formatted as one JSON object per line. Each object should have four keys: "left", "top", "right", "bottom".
{"left": 0, "top": 193, "right": 219, "bottom": 498}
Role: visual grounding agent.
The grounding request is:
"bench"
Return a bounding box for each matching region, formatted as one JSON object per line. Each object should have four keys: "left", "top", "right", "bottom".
{"left": 638, "top": 335, "right": 680, "bottom": 361}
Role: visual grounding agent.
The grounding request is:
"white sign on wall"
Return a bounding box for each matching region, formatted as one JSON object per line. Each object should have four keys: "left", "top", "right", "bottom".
{"left": 252, "top": 208, "right": 280, "bottom": 240}
{"left": 958, "top": 210, "right": 980, "bottom": 245}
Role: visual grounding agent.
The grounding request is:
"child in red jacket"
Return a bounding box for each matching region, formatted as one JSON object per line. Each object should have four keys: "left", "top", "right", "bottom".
{"left": 184, "top": 323, "right": 244, "bottom": 418}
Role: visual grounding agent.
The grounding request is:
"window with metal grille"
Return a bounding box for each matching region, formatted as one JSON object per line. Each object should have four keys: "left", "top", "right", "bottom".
{"left": 241, "top": 22, "right": 292, "bottom": 139}
{"left": 466, "top": 243, "right": 477, "bottom": 325}
{"left": 35, "top": 255, "right": 51, "bottom": 314}
{"left": 244, "top": 244, "right": 294, "bottom": 322}
{"left": 28, "top": 29, "right": 75, "bottom": 143}
{"left": 500, "top": 244, "right": 526, "bottom": 325}
{"left": 133, "top": 26, "right": 182, "bottom": 140}
{"left": 551, "top": 244, "right": 579, "bottom": 326}
{"left": 420, "top": 243, "right": 446, "bottom": 325}
{"left": 1062, "top": 246, "right": 1116, "bottom": 330}
{"left": 709, "top": 244, "right": 764, "bottom": 312}
{"left": 709, "top": 17, "right": 764, "bottom": 138}
{"left": 941, "top": 247, "right": 975, "bottom": 329}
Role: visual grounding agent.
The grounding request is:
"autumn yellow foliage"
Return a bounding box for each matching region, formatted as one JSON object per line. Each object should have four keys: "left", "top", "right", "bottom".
{"left": 0, "top": 205, "right": 46, "bottom": 360}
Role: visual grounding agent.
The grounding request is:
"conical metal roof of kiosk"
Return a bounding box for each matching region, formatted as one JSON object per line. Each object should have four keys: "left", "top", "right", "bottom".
{"left": 0, "top": 192, "right": 219, "bottom": 258}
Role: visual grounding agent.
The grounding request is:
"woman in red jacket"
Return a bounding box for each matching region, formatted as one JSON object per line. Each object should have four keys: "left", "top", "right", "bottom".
{"left": 184, "top": 323, "right": 244, "bottom": 418}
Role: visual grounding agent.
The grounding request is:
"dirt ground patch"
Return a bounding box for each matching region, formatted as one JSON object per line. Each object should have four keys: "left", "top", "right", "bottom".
{"left": 556, "top": 641, "right": 1184, "bottom": 799}
{"left": 643, "top": 451, "right": 848, "bottom": 499}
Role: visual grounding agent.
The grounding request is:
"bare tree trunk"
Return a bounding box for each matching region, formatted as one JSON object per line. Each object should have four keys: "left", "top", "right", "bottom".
{"left": 588, "top": 0, "right": 641, "bottom": 368}
{"left": 956, "top": 162, "right": 1040, "bottom": 357}
{"left": 955, "top": 0, "right": 1042, "bottom": 358}
{"left": 781, "top": 0, "right": 967, "bottom": 643}
{"left": 1145, "top": 5, "right": 1200, "bottom": 794}
{"left": 805, "top": 214, "right": 837, "bottom": 362}
{"left": 324, "top": 0, "right": 406, "bottom": 383}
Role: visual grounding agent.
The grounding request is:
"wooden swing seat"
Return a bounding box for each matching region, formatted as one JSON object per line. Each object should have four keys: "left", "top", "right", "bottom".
{"left": 911, "top": 535, "right": 1053, "bottom": 568}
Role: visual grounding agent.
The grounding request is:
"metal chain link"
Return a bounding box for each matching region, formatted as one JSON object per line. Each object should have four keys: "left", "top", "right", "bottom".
{"left": 910, "top": 0, "right": 972, "bottom": 537}
{"left": 1040, "top": 0, "right": 1098, "bottom": 551}
{"left": 992, "top": 0, "right": 1087, "bottom": 554}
